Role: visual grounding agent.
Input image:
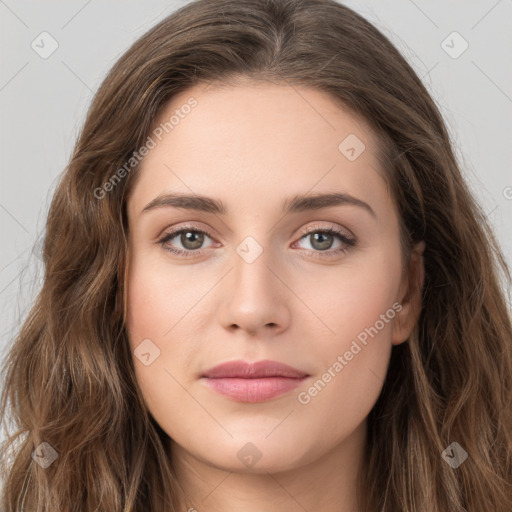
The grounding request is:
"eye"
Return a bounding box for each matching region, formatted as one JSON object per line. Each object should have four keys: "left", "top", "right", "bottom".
{"left": 293, "top": 225, "right": 356, "bottom": 259}
{"left": 157, "top": 224, "right": 356, "bottom": 259}
{"left": 157, "top": 225, "right": 216, "bottom": 257}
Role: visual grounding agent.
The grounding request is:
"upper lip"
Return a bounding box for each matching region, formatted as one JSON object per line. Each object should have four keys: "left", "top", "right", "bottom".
{"left": 202, "top": 359, "right": 309, "bottom": 379}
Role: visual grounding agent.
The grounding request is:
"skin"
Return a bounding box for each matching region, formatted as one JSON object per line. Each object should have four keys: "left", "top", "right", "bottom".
{"left": 124, "top": 78, "right": 425, "bottom": 512}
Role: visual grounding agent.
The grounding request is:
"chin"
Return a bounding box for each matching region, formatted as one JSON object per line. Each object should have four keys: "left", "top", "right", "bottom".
{"left": 195, "top": 434, "right": 312, "bottom": 474}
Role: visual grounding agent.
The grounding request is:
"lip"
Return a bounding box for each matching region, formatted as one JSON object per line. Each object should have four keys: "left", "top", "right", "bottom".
{"left": 201, "top": 360, "right": 309, "bottom": 403}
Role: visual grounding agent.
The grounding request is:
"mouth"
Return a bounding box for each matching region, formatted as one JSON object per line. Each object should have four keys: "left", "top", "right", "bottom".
{"left": 201, "top": 359, "right": 310, "bottom": 403}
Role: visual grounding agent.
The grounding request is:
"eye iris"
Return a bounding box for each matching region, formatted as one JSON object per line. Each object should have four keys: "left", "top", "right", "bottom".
{"left": 181, "top": 231, "right": 204, "bottom": 250}
{"left": 310, "top": 232, "right": 334, "bottom": 251}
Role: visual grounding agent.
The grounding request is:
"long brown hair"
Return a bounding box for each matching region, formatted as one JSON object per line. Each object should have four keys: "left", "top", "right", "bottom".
{"left": 1, "top": 0, "right": 511, "bottom": 510}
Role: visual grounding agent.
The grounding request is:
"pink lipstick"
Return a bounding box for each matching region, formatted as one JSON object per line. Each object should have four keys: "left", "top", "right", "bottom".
{"left": 201, "top": 359, "right": 309, "bottom": 403}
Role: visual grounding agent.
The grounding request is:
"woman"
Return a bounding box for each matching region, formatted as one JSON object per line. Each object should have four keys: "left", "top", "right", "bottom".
{"left": 1, "top": 0, "right": 511, "bottom": 510}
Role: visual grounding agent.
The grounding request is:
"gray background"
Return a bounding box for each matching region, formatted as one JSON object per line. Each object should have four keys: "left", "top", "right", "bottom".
{"left": 1, "top": 0, "right": 511, "bottom": 364}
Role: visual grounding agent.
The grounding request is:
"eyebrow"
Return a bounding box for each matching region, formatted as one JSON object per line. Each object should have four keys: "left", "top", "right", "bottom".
{"left": 141, "top": 191, "right": 376, "bottom": 218}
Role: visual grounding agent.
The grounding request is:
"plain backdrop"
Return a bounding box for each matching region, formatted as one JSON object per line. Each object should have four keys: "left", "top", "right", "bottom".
{"left": 1, "top": 0, "right": 511, "bottom": 388}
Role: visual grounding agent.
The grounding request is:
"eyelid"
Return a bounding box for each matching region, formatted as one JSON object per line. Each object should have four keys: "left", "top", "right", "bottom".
{"left": 157, "top": 223, "right": 217, "bottom": 246}
{"left": 296, "top": 221, "right": 354, "bottom": 240}
{"left": 156, "top": 221, "right": 212, "bottom": 240}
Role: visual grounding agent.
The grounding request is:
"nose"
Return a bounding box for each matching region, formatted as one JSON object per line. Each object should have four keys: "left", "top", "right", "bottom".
{"left": 217, "top": 243, "right": 291, "bottom": 337}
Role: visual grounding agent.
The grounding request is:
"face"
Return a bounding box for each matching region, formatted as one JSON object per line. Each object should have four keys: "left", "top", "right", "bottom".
{"left": 124, "top": 79, "right": 423, "bottom": 475}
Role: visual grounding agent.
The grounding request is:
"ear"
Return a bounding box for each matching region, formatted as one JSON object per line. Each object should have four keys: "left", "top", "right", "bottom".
{"left": 115, "top": 243, "right": 130, "bottom": 325}
{"left": 392, "top": 240, "right": 426, "bottom": 345}
{"left": 122, "top": 247, "right": 130, "bottom": 324}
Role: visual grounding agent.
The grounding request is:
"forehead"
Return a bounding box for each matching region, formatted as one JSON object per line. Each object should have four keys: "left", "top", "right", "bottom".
{"left": 149, "top": 78, "right": 380, "bottom": 157}
{"left": 127, "top": 80, "right": 389, "bottom": 218}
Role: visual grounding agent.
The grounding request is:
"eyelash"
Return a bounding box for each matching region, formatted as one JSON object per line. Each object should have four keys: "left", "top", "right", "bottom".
{"left": 157, "top": 224, "right": 356, "bottom": 259}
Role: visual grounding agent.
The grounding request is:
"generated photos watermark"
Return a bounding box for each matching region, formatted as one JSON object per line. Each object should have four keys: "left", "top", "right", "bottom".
{"left": 93, "top": 97, "right": 198, "bottom": 200}
{"left": 298, "top": 301, "right": 403, "bottom": 405}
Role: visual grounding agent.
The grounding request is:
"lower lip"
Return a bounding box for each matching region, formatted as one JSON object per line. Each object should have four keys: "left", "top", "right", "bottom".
{"left": 203, "top": 377, "right": 307, "bottom": 403}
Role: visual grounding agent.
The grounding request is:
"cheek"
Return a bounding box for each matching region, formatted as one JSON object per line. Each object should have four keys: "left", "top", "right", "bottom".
{"left": 125, "top": 251, "right": 199, "bottom": 345}
{"left": 124, "top": 261, "right": 199, "bottom": 440}
{"left": 125, "top": 266, "right": 166, "bottom": 345}
{"left": 293, "top": 248, "right": 401, "bottom": 421}
{"left": 294, "top": 240, "right": 402, "bottom": 345}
